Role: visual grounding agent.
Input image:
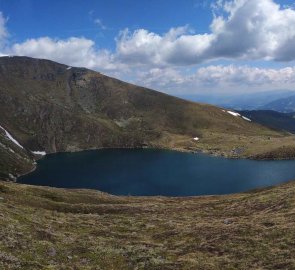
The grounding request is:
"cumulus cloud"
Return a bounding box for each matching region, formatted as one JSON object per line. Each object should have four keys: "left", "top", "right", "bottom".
{"left": 115, "top": 0, "right": 295, "bottom": 66}
{"left": 10, "top": 37, "right": 124, "bottom": 71}
{"left": 195, "top": 65, "right": 295, "bottom": 86}
{"left": 116, "top": 26, "right": 212, "bottom": 66}
{"left": 135, "top": 65, "right": 295, "bottom": 93}
{"left": 135, "top": 68, "right": 187, "bottom": 88}
{"left": 208, "top": 0, "right": 295, "bottom": 61}
{"left": 2, "top": 0, "right": 295, "bottom": 69}
{"left": 6, "top": 0, "right": 295, "bottom": 69}
{"left": 116, "top": 26, "right": 213, "bottom": 66}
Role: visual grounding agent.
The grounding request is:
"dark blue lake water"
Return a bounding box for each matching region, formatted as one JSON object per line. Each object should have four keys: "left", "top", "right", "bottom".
{"left": 18, "top": 149, "right": 295, "bottom": 196}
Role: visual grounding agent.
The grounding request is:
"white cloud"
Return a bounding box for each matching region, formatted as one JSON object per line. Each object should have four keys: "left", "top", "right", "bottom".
{"left": 194, "top": 65, "right": 295, "bottom": 86}
{"left": 3, "top": 0, "right": 295, "bottom": 69}
{"left": 135, "top": 68, "right": 187, "bottom": 88}
{"left": 134, "top": 65, "right": 295, "bottom": 93}
{"left": 116, "top": 26, "right": 214, "bottom": 66}
{"left": 10, "top": 37, "right": 124, "bottom": 71}
{"left": 94, "top": 18, "right": 107, "bottom": 30}
{"left": 208, "top": 0, "right": 295, "bottom": 61}
{"left": 0, "top": 10, "right": 121, "bottom": 71}
{"left": 115, "top": 0, "right": 295, "bottom": 66}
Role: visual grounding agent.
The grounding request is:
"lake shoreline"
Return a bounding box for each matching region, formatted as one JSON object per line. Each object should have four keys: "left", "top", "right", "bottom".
{"left": 17, "top": 148, "right": 295, "bottom": 197}
{"left": 14, "top": 144, "right": 295, "bottom": 186}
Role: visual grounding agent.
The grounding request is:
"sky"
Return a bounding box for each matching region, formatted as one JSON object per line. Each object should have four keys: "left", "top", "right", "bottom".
{"left": 0, "top": 0, "right": 295, "bottom": 95}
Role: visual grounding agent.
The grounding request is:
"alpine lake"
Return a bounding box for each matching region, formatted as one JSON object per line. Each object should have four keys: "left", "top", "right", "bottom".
{"left": 18, "top": 149, "right": 295, "bottom": 196}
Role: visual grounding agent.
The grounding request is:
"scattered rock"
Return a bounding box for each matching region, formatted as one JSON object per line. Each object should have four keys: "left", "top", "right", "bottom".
{"left": 231, "top": 147, "right": 245, "bottom": 155}
{"left": 48, "top": 247, "right": 56, "bottom": 257}
{"left": 224, "top": 219, "right": 233, "bottom": 225}
{"left": 0, "top": 251, "right": 20, "bottom": 266}
{"left": 81, "top": 258, "right": 89, "bottom": 264}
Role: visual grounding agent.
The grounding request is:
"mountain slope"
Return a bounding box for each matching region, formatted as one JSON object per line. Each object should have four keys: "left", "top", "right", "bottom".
{"left": 0, "top": 128, "right": 35, "bottom": 180}
{"left": 261, "top": 95, "right": 295, "bottom": 112}
{"left": 1, "top": 56, "right": 295, "bottom": 178}
{"left": 1, "top": 179, "right": 295, "bottom": 269}
{"left": 240, "top": 110, "right": 295, "bottom": 134}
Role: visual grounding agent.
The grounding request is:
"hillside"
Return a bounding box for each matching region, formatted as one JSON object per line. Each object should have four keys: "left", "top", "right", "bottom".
{"left": 0, "top": 128, "right": 35, "bottom": 180}
{"left": 1, "top": 56, "right": 295, "bottom": 179}
{"left": 0, "top": 179, "right": 294, "bottom": 269}
{"left": 261, "top": 95, "right": 295, "bottom": 113}
{"left": 240, "top": 110, "right": 295, "bottom": 134}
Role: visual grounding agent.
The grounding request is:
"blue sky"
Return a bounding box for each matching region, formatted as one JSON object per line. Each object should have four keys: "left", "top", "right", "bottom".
{"left": 1, "top": 0, "right": 212, "bottom": 41}
{"left": 0, "top": 0, "right": 295, "bottom": 94}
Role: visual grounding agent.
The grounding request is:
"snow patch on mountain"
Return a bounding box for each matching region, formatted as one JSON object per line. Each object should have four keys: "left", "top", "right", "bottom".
{"left": 0, "top": 125, "right": 24, "bottom": 149}
{"left": 227, "top": 111, "right": 241, "bottom": 117}
{"left": 31, "top": 151, "right": 46, "bottom": 156}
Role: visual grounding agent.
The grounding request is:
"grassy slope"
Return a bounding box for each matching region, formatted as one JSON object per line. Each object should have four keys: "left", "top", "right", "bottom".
{"left": 240, "top": 110, "right": 295, "bottom": 134}
{"left": 0, "top": 180, "right": 294, "bottom": 269}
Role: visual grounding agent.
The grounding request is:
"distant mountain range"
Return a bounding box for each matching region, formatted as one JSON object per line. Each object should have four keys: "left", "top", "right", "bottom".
{"left": 179, "top": 90, "right": 295, "bottom": 111}
{"left": 259, "top": 95, "right": 295, "bottom": 113}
